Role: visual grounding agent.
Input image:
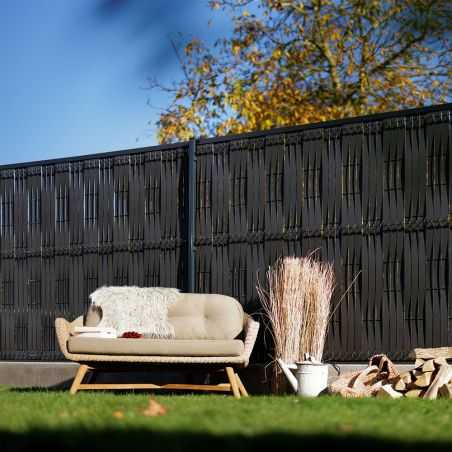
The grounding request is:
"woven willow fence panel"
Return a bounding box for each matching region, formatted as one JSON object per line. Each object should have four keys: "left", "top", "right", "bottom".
{"left": 0, "top": 104, "right": 450, "bottom": 361}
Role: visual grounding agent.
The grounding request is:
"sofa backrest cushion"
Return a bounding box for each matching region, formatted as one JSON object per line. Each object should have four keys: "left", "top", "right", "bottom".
{"left": 168, "top": 293, "right": 244, "bottom": 340}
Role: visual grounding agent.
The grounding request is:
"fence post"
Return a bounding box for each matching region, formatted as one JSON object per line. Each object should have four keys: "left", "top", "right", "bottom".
{"left": 186, "top": 138, "right": 197, "bottom": 292}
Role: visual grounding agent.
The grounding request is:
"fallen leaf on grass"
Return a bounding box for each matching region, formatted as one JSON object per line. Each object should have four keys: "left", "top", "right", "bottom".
{"left": 337, "top": 423, "right": 353, "bottom": 433}
{"left": 112, "top": 410, "right": 124, "bottom": 419}
{"left": 142, "top": 398, "right": 167, "bottom": 417}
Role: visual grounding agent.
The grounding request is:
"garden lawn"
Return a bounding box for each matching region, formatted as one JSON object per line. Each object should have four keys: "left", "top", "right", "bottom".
{"left": 1, "top": 386, "right": 452, "bottom": 451}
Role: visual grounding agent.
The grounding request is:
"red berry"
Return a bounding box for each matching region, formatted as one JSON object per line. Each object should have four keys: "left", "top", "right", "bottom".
{"left": 121, "top": 331, "right": 142, "bottom": 338}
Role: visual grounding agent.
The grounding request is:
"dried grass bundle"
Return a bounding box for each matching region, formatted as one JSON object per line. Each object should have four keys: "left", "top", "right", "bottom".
{"left": 258, "top": 255, "right": 335, "bottom": 364}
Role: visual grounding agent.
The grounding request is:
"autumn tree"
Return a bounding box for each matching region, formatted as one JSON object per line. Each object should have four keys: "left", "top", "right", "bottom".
{"left": 151, "top": 0, "right": 451, "bottom": 143}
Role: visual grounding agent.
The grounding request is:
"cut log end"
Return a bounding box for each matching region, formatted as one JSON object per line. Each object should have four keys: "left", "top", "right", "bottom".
{"left": 400, "top": 371, "right": 413, "bottom": 384}
{"left": 405, "top": 389, "right": 425, "bottom": 398}
{"left": 414, "top": 371, "right": 433, "bottom": 388}
{"left": 394, "top": 379, "right": 406, "bottom": 392}
{"left": 421, "top": 360, "right": 435, "bottom": 373}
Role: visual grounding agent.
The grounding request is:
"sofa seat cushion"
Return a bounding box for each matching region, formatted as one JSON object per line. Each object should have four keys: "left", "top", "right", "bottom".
{"left": 68, "top": 337, "right": 244, "bottom": 357}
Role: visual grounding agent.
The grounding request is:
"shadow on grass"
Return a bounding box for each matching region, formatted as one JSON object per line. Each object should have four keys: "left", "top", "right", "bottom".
{"left": 1, "top": 428, "right": 451, "bottom": 452}
{"left": 8, "top": 387, "right": 69, "bottom": 393}
{"left": 7, "top": 387, "right": 231, "bottom": 397}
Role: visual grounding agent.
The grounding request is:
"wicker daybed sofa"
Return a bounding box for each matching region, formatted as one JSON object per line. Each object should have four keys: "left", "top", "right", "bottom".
{"left": 55, "top": 293, "right": 260, "bottom": 398}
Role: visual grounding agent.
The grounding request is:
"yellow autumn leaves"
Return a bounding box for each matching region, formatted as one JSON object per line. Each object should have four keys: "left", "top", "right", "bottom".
{"left": 155, "top": 0, "right": 451, "bottom": 143}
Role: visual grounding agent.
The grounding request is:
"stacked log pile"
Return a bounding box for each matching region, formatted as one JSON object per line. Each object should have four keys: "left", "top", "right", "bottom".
{"left": 377, "top": 358, "right": 452, "bottom": 399}
{"left": 329, "top": 350, "right": 452, "bottom": 399}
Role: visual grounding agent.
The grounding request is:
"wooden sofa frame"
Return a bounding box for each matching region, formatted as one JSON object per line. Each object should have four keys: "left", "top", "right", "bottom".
{"left": 55, "top": 315, "right": 260, "bottom": 399}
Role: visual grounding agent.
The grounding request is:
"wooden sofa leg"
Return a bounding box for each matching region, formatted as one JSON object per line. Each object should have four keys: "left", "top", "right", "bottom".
{"left": 70, "top": 364, "right": 89, "bottom": 395}
{"left": 225, "top": 367, "right": 241, "bottom": 399}
{"left": 235, "top": 373, "right": 249, "bottom": 397}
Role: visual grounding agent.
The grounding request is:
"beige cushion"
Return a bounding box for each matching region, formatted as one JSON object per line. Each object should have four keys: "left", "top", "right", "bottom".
{"left": 68, "top": 337, "right": 244, "bottom": 357}
{"left": 168, "top": 293, "right": 244, "bottom": 340}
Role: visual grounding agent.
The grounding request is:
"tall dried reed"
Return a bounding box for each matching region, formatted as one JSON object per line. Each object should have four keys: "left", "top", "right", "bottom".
{"left": 258, "top": 255, "right": 335, "bottom": 364}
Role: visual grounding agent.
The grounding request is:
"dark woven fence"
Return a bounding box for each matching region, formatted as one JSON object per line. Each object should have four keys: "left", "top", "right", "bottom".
{"left": 0, "top": 104, "right": 450, "bottom": 361}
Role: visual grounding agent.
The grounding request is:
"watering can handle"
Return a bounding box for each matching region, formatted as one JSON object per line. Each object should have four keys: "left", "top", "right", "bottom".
{"left": 276, "top": 359, "right": 298, "bottom": 393}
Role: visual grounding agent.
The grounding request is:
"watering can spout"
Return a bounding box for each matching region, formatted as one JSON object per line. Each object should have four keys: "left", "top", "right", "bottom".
{"left": 277, "top": 359, "right": 298, "bottom": 392}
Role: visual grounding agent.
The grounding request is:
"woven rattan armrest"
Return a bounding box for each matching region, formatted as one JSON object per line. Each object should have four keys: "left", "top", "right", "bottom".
{"left": 241, "top": 314, "right": 260, "bottom": 366}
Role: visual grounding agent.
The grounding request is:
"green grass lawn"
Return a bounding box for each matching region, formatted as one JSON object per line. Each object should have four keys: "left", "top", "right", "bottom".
{"left": 1, "top": 386, "right": 452, "bottom": 451}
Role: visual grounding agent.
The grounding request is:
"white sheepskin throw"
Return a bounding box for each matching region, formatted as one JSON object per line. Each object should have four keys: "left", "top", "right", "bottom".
{"left": 89, "top": 286, "right": 180, "bottom": 338}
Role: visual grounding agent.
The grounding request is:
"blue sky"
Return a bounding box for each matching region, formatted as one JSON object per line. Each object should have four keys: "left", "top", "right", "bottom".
{"left": 0, "top": 0, "right": 230, "bottom": 165}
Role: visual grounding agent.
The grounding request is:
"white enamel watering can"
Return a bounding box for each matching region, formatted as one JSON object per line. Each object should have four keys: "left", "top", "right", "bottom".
{"left": 277, "top": 357, "right": 329, "bottom": 397}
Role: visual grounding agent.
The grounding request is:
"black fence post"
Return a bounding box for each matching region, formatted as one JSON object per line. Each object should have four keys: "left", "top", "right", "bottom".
{"left": 186, "top": 138, "right": 197, "bottom": 292}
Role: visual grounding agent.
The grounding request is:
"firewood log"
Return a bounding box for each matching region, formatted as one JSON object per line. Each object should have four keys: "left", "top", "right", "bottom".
{"left": 415, "top": 358, "right": 425, "bottom": 368}
{"left": 351, "top": 365, "right": 379, "bottom": 389}
{"left": 376, "top": 384, "right": 403, "bottom": 399}
{"left": 421, "top": 360, "right": 435, "bottom": 373}
{"left": 434, "top": 358, "right": 448, "bottom": 368}
{"left": 394, "top": 379, "right": 407, "bottom": 392}
{"left": 414, "top": 371, "right": 433, "bottom": 388}
{"left": 400, "top": 372, "right": 413, "bottom": 384}
{"left": 410, "top": 347, "right": 452, "bottom": 360}
{"left": 438, "top": 384, "right": 452, "bottom": 399}
{"left": 423, "top": 365, "right": 452, "bottom": 400}
{"left": 405, "top": 389, "right": 425, "bottom": 398}
{"left": 411, "top": 369, "right": 424, "bottom": 378}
